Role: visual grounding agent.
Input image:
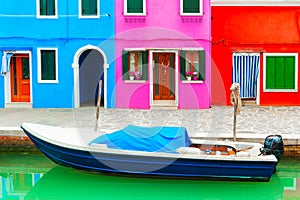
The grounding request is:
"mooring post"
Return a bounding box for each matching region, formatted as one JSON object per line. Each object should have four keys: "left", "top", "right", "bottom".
{"left": 233, "top": 102, "right": 237, "bottom": 141}
{"left": 95, "top": 80, "right": 102, "bottom": 131}
{"left": 230, "top": 83, "right": 241, "bottom": 142}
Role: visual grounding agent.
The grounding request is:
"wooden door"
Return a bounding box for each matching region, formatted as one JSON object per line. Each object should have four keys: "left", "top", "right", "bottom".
{"left": 153, "top": 53, "right": 175, "bottom": 100}
{"left": 10, "top": 54, "right": 30, "bottom": 102}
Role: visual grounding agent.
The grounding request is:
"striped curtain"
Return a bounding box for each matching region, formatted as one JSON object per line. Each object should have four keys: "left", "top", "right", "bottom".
{"left": 232, "top": 53, "right": 260, "bottom": 98}
{"left": 1, "top": 52, "right": 13, "bottom": 75}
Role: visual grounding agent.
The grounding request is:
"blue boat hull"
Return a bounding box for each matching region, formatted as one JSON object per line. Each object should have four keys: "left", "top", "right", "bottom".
{"left": 22, "top": 128, "right": 276, "bottom": 181}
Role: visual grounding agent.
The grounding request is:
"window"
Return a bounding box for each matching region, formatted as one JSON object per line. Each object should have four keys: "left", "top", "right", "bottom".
{"left": 122, "top": 50, "right": 148, "bottom": 80}
{"left": 180, "top": 0, "right": 203, "bottom": 16}
{"left": 79, "top": 0, "right": 99, "bottom": 18}
{"left": 124, "top": 0, "right": 146, "bottom": 16}
{"left": 180, "top": 50, "right": 205, "bottom": 81}
{"left": 37, "top": 0, "right": 57, "bottom": 18}
{"left": 264, "top": 53, "right": 298, "bottom": 92}
{"left": 38, "top": 48, "right": 58, "bottom": 83}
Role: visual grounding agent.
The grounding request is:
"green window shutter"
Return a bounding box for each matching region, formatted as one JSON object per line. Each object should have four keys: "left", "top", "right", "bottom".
{"left": 285, "top": 57, "right": 295, "bottom": 89}
{"left": 183, "top": 0, "right": 200, "bottom": 13}
{"left": 40, "top": 0, "right": 55, "bottom": 15}
{"left": 47, "top": 0, "right": 55, "bottom": 15}
{"left": 180, "top": 50, "right": 186, "bottom": 80}
{"left": 41, "top": 50, "right": 56, "bottom": 80}
{"left": 40, "top": 0, "right": 47, "bottom": 15}
{"left": 266, "top": 57, "right": 276, "bottom": 89}
{"left": 142, "top": 50, "right": 148, "bottom": 80}
{"left": 266, "top": 56, "right": 296, "bottom": 90}
{"left": 81, "top": 0, "right": 88, "bottom": 15}
{"left": 127, "top": 0, "right": 143, "bottom": 13}
{"left": 82, "top": 0, "right": 97, "bottom": 15}
{"left": 275, "top": 57, "right": 285, "bottom": 89}
{"left": 122, "top": 50, "right": 129, "bottom": 80}
{"left": 199, "top": 50, "right": 206, "bottom": 81}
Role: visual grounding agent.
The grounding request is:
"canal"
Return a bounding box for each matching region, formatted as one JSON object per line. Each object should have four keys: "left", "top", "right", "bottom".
{"left": 0, "top": 152, "right": 299, "bottom": 200}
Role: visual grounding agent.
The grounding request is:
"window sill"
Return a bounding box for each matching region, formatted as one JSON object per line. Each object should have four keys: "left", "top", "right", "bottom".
{"left": 263, "top": 89, "right": 298, "bottom": 93}
{"left": 124, "top": 80, "right": 147, "bottom": 84}
{"left": 38, "top": 80, "right": 59, "bottom": 84}
{"left": 182, "top": 80, "right": 204, "bottom": 84}
{"left": 36, "top": 15, "right": 58, "bottom": 19}
{"left": 79, "top": 15, "right": 100, "bottom": 19}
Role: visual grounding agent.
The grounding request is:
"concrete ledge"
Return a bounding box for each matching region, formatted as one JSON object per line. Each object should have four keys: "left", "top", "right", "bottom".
{"left": 0, "top": 127, "right": 24, "bottom": 135}
{"left": 1, "top": 128, "right": 299, "bottom": 156}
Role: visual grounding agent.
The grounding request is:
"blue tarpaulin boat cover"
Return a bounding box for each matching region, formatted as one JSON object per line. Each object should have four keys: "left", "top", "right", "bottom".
{"left": 89, "top": 125, "right": 192, "bottom": 153}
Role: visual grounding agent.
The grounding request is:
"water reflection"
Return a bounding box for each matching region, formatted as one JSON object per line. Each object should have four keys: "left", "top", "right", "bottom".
{"left": 25, "top": 166, "right": 284, "bottom": 200}
{"left": 0, "top": 157, "right": 299, "bottom": 200}
{"left": 0, "top": 172, "right": 43, "bottom": 200}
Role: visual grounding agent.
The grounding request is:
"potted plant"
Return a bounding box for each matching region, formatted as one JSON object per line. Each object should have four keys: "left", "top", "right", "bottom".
{"left": 135, "top": 71, "right": 141, "bottom": 80}
{"left": 193, "top": 72, "right": 198, "bottom": 80}
{"left": 186, "top": 71, "right": 193, "bottom": 81}
{"left": 129, "top": 71, "right": 135, "bottom": 80}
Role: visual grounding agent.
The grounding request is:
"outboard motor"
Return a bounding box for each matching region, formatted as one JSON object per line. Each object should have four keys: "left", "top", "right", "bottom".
{"left": 260, "top": 135, "right": 284, "bottom": 162}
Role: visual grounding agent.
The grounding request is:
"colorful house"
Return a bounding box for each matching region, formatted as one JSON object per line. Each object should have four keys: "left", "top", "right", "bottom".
{"left": 0, "top": 0, "right": 116, "bottom": 108}
{"left": 211, "top": 0, "right": 300, "bottom": 106}
{"left": 115, "top": 0, "right": 211, "bottom": 109}
{"left": 1, "top": 0, "right": 211, "bottom": 110}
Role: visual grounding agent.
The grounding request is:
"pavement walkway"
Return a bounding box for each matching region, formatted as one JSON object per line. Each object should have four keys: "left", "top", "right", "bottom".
{"left": 0, "top": 106, "right": 299, "bottom": 145}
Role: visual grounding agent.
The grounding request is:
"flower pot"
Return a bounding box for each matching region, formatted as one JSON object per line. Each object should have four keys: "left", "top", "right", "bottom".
{"left": 186, "top": 76, "right": 192, "bottom": 81}
{"left": 129, "top": 76, "right": 134, "bottom": 80}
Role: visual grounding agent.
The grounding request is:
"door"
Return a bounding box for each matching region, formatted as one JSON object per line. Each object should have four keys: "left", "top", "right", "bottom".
{"left": 153, "top": 53, "right": 175, "bottom": 100}
{"left": 10, "top": 54, "right": 30, "bottom": 102}
{"left": 79, "top": 49, "right": 104, "bottom": 107}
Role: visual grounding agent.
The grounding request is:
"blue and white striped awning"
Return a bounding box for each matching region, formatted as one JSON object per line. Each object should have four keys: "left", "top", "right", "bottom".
{"left": 232, "top": 53, "right": 260, "bottom": 98}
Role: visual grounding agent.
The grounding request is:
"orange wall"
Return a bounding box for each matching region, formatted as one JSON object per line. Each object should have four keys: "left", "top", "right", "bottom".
{"left": 212, "top": 6, "right": 300, "bottom": 105}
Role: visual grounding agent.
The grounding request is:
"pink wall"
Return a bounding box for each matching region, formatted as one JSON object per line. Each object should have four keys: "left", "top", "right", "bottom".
{"left": 116, "top": 0, "right": 211, "bottom": 109}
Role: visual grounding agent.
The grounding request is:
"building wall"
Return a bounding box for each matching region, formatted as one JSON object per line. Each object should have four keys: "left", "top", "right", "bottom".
{"left": 0, "top": 0, "right": 115, "bottom": 108}
{"left": 115, "top": 0, "right": 211, "bottom": 109}
{"left": 212, "top": 5, "right": 300, "bottom": 106}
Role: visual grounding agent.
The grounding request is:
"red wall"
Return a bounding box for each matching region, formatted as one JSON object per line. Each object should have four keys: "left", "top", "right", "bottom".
{"left": 212, "top": 6, "right": 300, "bottom": 106}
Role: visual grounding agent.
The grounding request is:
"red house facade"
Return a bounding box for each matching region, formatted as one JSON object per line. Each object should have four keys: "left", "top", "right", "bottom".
{"left": 211, "top": 1, "right": 300, "bottom": 106}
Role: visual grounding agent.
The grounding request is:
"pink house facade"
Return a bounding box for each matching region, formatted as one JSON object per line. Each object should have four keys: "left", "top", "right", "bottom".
{"left": 115, "top": 0, "right": 211, "bottom": 109}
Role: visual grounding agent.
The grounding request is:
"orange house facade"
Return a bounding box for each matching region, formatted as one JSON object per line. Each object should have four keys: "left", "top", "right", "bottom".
{"left": 211, "top": 0, "right": 300, "bottom": 106}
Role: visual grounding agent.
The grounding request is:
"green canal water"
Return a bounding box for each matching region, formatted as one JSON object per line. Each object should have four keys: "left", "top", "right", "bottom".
{"left": 0, "top": 153, "right": 299, "bottom": 200}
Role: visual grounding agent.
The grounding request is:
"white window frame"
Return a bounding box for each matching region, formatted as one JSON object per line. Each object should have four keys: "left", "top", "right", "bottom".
{"left": 180, "top": 0, "right": 203, "bottom": 16}
{"left": 263, "top": 53, "right": 298, "bottom": 92}
{"left": 36, "top": 0, "right": 58, "bottom": 19}
{"left": 124, "top": 0, "right": 146, "bottom": 16}
{"left": 79, "top": 0, "right": 100, "bottom": 18}
{"left": 37, "top": 48, "right": 59, "bottom": 83}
